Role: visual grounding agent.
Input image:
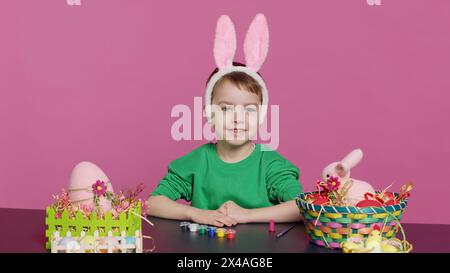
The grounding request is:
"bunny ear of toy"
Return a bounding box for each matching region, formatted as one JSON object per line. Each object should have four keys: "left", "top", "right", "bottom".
{"left": 214, "top": 15, "right": 237, "bottom": 69}
{"left": 341, "top": 149, "right": 364, "bottom": 169}
{"left": 244, "top": 13, "right": 269, "bottom": 72}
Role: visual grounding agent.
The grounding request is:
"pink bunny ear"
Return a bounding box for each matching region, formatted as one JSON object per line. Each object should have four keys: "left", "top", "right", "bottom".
{"left": 214, "top": 15, "right": 236, "bottom": 69}
{"left": 341, "top": 149, "right": 364, "bottom": 169}
{"left": 244, "top": 13, "right": 269, "bottom": 71}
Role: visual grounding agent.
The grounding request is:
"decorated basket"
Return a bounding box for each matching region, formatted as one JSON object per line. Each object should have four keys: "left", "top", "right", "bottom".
{"left": 45, "top": 202, "right": 142, "bottom": 250}
{"left": 296, "top": 192, "right": 409, "bottom": 249}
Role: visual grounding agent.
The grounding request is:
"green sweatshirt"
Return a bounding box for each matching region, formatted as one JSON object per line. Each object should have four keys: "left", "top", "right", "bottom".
{"left": 151, "top": 143, "right": 302, "bottom": 210}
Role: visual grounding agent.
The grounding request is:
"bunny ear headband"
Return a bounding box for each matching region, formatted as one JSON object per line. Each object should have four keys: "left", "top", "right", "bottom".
{"left": 205, "top": 13, "right": 270, "bottom": 126}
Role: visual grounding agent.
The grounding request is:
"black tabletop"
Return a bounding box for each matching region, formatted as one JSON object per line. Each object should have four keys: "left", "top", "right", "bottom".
{"left": 1, "top": 208, "right": 449, "bottom": 253}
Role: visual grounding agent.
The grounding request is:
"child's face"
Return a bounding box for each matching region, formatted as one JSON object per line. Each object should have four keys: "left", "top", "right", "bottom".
{"left": 210, "top": 80, "right": 260, "bottom": 146}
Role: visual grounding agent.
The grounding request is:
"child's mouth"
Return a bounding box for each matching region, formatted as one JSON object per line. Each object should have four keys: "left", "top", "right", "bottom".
{"left": 228, "top": 128, "right": 248, "bottom": 134}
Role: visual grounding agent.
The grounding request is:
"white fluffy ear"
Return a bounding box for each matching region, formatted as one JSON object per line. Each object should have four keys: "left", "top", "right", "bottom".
{"left": 214, "top": 15, "right": 237, "bottom": 69}
{"left": 244, "top": 13, "right": 269, "bottom": 71}
{"left": 341, "top": 149, "right": 363, "bottom": 169}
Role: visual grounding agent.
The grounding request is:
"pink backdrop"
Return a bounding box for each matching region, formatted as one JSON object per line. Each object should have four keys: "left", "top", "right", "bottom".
{"left": 1, "top": 0, "right": 449, "bottom": 224}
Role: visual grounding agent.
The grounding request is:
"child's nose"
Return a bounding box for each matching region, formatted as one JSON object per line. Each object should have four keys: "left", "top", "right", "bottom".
{"left": 233, "top": 108, "right": 246, "bottom": 123}
{"left": 233, "top": 111, "right": 245, "bottom": 123}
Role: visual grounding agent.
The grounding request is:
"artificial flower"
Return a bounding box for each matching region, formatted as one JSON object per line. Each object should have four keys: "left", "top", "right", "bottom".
{"left": 326, "top": 176, "right": 341, "bottom": 191}
{"left": 92, "top": 180, "right": 107, "bottom": 196}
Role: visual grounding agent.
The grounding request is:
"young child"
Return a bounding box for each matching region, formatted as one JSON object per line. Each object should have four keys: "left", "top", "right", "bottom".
{"left": 147, "top": 14, "right": 303, "bottom": 227}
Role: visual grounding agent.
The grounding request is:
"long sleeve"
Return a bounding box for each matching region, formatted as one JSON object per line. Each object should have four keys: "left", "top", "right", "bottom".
{"left": 266, "top": 158, "right": 302, "bottom": 204}
{"left": 151, "top": 163, "right": 194, "bottom": 202}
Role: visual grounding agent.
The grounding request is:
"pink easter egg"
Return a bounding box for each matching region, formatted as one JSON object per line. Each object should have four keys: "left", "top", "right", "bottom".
{"left": 68, "top": 161, "right": 114, "bottom": 211}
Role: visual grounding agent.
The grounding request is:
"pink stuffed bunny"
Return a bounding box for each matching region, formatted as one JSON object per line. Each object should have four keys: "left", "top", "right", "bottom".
{"left": 322, "top": 149, "right": 375, "bottom": 206}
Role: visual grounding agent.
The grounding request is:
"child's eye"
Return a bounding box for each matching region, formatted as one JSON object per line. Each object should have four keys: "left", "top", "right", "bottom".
{"left": 221, "top": 105, "right": 233, "bottom": 112}
{"left": 245, "top": 106, "right": 257, "bottom": 112}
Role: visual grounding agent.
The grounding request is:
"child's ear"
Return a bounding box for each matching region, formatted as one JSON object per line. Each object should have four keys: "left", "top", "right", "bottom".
{"left": 204, "top": 105, "right": 215, "bottom": 126}
{"left": 204, "top": 104, "right": 211, "bottom": 123}
{"left": 210, "top": 112, "right": 215, "bottom": 127}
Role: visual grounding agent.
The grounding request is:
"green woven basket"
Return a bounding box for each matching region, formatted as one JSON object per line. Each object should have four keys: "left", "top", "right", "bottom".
{"left": 296, "top": 192, "right": 409, "bottom": 249}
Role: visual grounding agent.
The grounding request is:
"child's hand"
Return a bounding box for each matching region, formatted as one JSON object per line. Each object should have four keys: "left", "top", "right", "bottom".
{"left": 217, "top": 201, "right": 252, "bottom": 224}
{"left": 188, "top": 207, "right": 237, "bottom": 227}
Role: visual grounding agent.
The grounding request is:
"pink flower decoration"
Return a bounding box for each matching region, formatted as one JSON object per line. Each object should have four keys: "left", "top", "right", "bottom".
{"left": 326, "top": 176, "right": 341, "bottom": 191}
{"left": 78, "top": 204, "right": 93, "bottom": 218}
{"left": 92, "top": 180, "right": 107, "bottom": 196}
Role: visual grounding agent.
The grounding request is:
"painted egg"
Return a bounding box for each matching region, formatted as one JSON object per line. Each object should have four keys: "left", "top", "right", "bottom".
{"left": 58, "top": 237, "right": 75, "bottom": 246}
{"left": 108, "top": 237, "right": 120, "bottom": 245}
{"left": 66, "top": 240, "right": 81, "bottom": 252}
{"left": 381, "top": 193, "right": 398, "bottom": 205}
{"left": 356, "top": 199, "right": 383, "bottom": 207}
{"left": 385, "top": 199, "right": 398, "bottom": 206}
{"left": 381, "top": 241, "right": 399, "bottom": 253}
{"left": 59, "top": 237, "right": 80, "bottom": 252}
{"left": 108, "top": 237, "right": 121, "bottom": 252}
{"left": 81, "top": 235, "right": 95, "bottom": 246}
{"left": 125, "top": 237, "right": 136, "bottom": 245}
{"left": 96, "top": 238, "right": 109, "bottom": 253}
{"left": 341, "top": 241, "right": 363, "bottom": 253}
{"left": 312, "top": 195, "right": 329, "bottom": 205}
{"left": 68, "top": 161, "right": 114, "bottom": 211}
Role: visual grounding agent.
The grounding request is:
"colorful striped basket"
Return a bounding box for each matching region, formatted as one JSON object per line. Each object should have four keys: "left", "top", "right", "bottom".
{"left": 296, "top": 191, "right": 409, "bottom": 249}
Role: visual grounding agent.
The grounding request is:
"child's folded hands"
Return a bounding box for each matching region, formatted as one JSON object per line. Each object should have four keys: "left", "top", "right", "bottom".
{"left": 188, "top": 207, "right": 238, "bottom": 227}
{"left": 217, "top": 200, "right": 251, "bottom": 224}
{"left": 188, "top": 200, "right": 251, "bottom": 227}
